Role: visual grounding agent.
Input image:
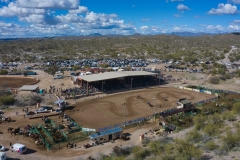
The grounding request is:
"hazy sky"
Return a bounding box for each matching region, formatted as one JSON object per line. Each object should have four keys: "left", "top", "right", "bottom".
{"left": 0, "top": 0, "right": 240, "bottom": 37}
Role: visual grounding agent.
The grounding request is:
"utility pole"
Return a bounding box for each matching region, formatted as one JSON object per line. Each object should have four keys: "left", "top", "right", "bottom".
{"left": 102, "top": 82, "right": 105, "bottom": 93}
{"left": 122, "top": 103, "right": 126, "bottom": 125}
{"left": 152, "top": 98, "right": 156, "bottom": 115}
{"left": 131, "top": 78, "right": 134, "bottom": 90}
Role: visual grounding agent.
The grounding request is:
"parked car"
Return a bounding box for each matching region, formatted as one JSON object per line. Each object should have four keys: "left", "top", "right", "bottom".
{"left": 11, "top": 143, "right": 27, "bottom": 154}
{"left": 35, "top": 106, "right": 53, "bottom": 113}
{"left": 0, "top": 145, "right": 6, "bottom": 151}
{"left": 53, "top": 75, "right": 63, "bottom": 79}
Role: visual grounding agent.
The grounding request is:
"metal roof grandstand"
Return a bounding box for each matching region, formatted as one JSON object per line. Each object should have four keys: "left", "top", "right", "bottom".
{"left": 78, "top": 71, "right": 158, "bottom": 82}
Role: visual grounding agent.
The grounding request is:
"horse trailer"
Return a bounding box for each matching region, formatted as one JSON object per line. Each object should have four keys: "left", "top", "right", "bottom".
{"left": 89, "top": 127, "right": 123, "bottom": 144}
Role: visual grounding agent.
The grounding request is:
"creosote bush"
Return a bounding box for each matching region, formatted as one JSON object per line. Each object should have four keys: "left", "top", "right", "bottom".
{"left": 0, "top": 95, "right": 15, "bottom": 105}
{"left": 204, "top": 140, "right": 218, "bottom": 151}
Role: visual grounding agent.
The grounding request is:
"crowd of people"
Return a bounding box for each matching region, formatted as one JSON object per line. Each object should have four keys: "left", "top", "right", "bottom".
{"left": 130, "top": 76, "right": 157, "bottom": 88}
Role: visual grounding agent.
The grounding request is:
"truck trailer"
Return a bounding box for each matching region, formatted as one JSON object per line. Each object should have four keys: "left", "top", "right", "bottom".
{"left": 89, "top": 127, "right": 123, "bottom": 144}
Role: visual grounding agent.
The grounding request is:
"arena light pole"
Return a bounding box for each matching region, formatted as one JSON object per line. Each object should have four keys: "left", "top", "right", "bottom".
{"left": 102, "top": 82, "right": 105, "bottom": 93}
{"left": 122, "top": 103, "right": 126, "bottom": 125}
{"left": 159, "top": 74, "right": 161, "bottom": 87}
{"left": 131, "top": 78, "right": 134, "bottom": 90}
{"left": 152, "top": 98, "right": 156, "bottom": 114}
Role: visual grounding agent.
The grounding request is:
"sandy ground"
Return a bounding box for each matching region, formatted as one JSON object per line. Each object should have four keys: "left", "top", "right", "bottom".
{"left": 68, "top": 87, "right": 214, "bottom": 130}
{"left": 0, "top": 76, "right": 38, "bottom": 88}
{"left": 0, "top": 62, "right": 239, "bottom": 160}
{"left": 0, "top": 85, "right": 214, "bottom": 160}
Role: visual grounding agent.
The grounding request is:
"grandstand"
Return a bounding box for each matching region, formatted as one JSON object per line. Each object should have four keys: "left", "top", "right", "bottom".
{"left": 77, "top": 71, "right": 159, "bottom": 94}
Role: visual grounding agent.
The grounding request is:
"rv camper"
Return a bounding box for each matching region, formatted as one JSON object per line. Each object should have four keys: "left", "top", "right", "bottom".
{"left": 89, "top": 127, "right": 123, "bottom": 144}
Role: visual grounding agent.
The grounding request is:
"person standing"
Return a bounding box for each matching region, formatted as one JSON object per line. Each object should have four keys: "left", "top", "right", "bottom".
{"left": 10, "top": 142, "right": 12, "bottom": 148}
{"left": 75, "top": 144, "right": 77, "bottom": 149}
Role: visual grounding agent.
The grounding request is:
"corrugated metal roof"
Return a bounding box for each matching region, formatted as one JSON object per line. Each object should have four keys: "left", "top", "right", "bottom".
{"left": 89, "top": 127, "right": 123, "bottom": 139}
{"left": 19, "top": 85, "right": 39, "bottom": 91}
{"left": 179, "top": 100, "right": 191, "bottom": 104}
{"left": 78, "top": 71, "right": 158, "bottom": 82}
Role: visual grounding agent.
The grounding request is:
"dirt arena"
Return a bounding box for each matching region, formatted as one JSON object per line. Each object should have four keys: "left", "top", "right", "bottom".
{"left": 0, "top": 77, "right": 39, "bottom": 88}
{"left": 67, "top": 87, "right": 215, "bottom": 129}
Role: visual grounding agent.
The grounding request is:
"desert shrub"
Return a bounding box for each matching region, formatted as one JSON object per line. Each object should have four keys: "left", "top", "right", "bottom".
{"left": 0, "top": 69, "right": 8, "bottom": 75}
{"left": 14, "top": 98, "right": 28, "bottom": 107}
{"left": 142, "top": 139, "right": 150, "bottom": 146}
{"left": 161, "top": 155, "right": 176, "bottom": 160}
{"left": 101, "top": 155, "right": 126, "bottom": 160}
{"left": 186, "top": 130, "right": 203, "bottom": 143}
{"left": 222, "top": 111, "right": 236, "bottom": 121}
{"left": 203, "top": 124, "right": 220, "bottom": 136}
{"left": 223, "top": 130, "right": 240, "bottom": 149}
{"left": 232, "top": 102, "right": 240, "bottom": 114}
{"left": 29, "top": 95, "right": 42, "bottom": 105}
{"left": 174, "top": 139, "right": 203, "bottom": 160}
{"left": 202, "top": 135, "right": 212, "bottom": 143}
{"left": 131, "top": 146, "right": 150, "bottom": 160}
{"left": 209, "top": 76, "right": 219, "bottom": 84}
{"left": 147, "top": 138, "right": 174, "bottom": 156}
{"left": 204, "top": 140, "right": 218, "bottom": 151}
{"left": 209, "top": 113, "right": 223, "bottom": 125}
{"left": 0, "top": 95, "right": 15, "bottom": 105}
{"left": 111, "top": 146, "right": 131, "bottom": 157}
{"left": 193, "top": 115, "right": 206, "bottom": 130}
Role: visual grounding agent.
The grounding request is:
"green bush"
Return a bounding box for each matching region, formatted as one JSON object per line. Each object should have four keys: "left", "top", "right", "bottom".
{"left": 222, "top": 111, "right": 236, "bottom": 121}
{"left": 0, "top": 95, "right": 15, "bottom": 105}
{"left": 193, "top": 115, "right": 206, "bottom": 130}
{"left": 222, "top": 130, "right": 240, "bottom": 151}
{"left": 186, "top": 130, "right": 203, "bottom": 143}
{"left": 0, "top": 69, "right": 8, "bottom": 75}
{"left": 132, "top": 146, "right": 150, "bottom": 160}
{"left": 204, "top": 140, "right": 218, "bottom": 151}
{"left": 203, "top": 124, "right": 220, "bottom": 136}
{"left": 232, "top": 102, "right": 240, "bottom": 114}
{"left": 174, "top": 139, "right": 203, "bottom": 160}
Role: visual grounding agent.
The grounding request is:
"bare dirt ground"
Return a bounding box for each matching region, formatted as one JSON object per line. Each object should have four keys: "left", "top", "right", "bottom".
{"left": 68, "top": 87, "right": 214, "bottom": 129}
{"left": 0, "top": 70, "right": 75, "bottom": 90}
{"left": 0, "top": 64, "right": 238, "bottom": 160}
{"left": 148, "top": 63, "right": 240, "bottom": 92}
{"left": 0, "top": 77, "right": 38, "bottom": 88}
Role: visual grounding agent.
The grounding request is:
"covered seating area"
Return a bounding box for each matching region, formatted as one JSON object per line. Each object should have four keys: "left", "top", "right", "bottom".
{"left": 77, "top": 71, "right": 159, "bottom": 95}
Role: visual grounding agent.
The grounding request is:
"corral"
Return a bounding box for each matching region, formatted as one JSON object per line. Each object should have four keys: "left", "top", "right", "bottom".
{"left": 0, "top": 76, "right": 39, "bottom": 88}
{"left": 66, "top": 87, "right": 215, "bottom": 130}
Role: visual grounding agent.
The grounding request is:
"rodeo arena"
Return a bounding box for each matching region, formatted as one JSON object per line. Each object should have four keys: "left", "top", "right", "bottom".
{"left": 0, "top": 67, "right": 220, "bottom": 156}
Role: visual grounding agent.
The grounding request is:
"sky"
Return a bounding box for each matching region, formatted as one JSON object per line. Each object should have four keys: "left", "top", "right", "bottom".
{"left": 0, "top": 0, "right": 240, "bottom": 38}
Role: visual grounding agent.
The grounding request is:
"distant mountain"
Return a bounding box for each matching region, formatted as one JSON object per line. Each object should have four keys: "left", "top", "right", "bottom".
{"left": 132, "top": 33, "right": 142, "bottom": 36}
{"left": 170, "top": 32, "right": 215, "bottom": 37}
{"left": 88, "top": 33, "right": 102, "bottom": 36}
{"left": 231, "top": 32, "right": 240, "bottom": 35}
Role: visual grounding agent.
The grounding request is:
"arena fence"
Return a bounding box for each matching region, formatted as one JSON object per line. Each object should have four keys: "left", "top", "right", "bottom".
{"left": 96, "top": 95, "right": 218, "bottom": 132}
{"left": 31, "top": 117, "right": 88, "bottom": 150}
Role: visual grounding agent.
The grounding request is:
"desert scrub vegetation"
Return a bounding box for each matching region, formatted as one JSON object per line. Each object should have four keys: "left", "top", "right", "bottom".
{"left": 98, "top": 94, "right": 240, "bottom": 159}
{"left": 1, "top": 34, "right": 240, "bottom": 63}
